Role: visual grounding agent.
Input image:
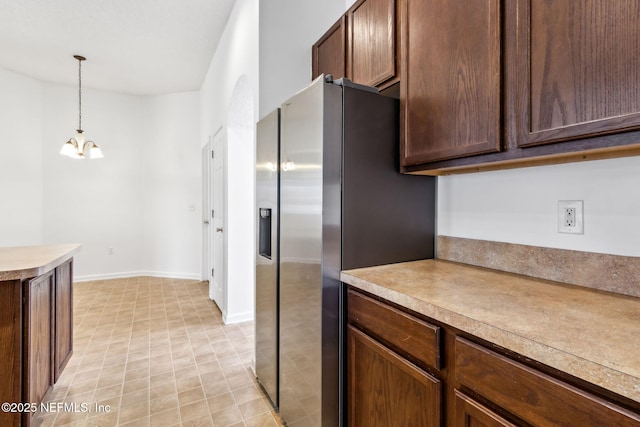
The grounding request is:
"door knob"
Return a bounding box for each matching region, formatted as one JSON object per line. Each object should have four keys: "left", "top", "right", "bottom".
{"left": 204, "top": 221, "right": 209, "bottom": 225}
{"left": 216, "top": 227, "right": 224, "bottom": 232}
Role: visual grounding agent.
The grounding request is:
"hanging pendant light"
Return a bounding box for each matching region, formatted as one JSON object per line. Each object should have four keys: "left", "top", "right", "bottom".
{"left": 60, "top": 55, "right": 104, "bottom": 159}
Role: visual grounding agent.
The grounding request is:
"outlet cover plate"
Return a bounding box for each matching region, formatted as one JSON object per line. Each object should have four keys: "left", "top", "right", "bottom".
{"left": 558, "top": 200, "right": 584, "bottom": 234}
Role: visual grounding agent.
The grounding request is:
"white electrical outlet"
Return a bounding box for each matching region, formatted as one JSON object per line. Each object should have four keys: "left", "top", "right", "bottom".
{"left": 564, "top": 207, "right": 576, "bottom": 227}
{"left": 558, "top": 200, "right": 584, "bottom": 234}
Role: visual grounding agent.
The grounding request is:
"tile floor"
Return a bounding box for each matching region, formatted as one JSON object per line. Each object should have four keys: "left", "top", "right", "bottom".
{"left": 34, "top": 276, "right": 285, "bottom": 427}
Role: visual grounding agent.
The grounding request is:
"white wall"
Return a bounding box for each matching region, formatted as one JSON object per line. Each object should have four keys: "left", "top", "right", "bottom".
{"left": 200, "top": 0, "right": 259, "bottom": 323}
{"left": 259, "top": 0, "right": 345, "bottom": 118}
{"left": 201, "top": 0, "right": 259, "bottom": 140}
{"left": 0, "top": 67, "right": 202, "bottom": 280}
{"left": 142, "top": 92, "right": 202, "bottom": 279}
{"left": 42, "top": 83, "right": 147, "bottom": 279}
{"left": 438, "top": 156, "right": 640, "bottom": 257}
{"left": 0, "top": 68, "right": 44, "bottom": 246}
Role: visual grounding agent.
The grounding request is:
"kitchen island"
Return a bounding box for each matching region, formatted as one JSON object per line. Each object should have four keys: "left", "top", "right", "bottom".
{"left": 0, "top": 244, "right": 80, "bottom": 427}
{"left": 342, "top": 259, "right": 640, "bottom": 426}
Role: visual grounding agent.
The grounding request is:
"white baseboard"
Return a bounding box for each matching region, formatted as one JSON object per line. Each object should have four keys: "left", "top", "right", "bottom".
{"left": 222, "top": 310, "right": 254, "bottom": 325}
{"left": 74, "top": 271, "right": 202, "bottom": 282}
{"left": 279, "top": 257, "right": 320, "bottom": 264}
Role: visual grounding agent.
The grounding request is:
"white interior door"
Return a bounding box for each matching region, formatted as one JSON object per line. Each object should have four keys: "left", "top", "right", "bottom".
{"left": 212, "top": 128, "right": 225, "bottom": 310}
{"left": 202, "top": 141, "right": 212, "bottom": 287}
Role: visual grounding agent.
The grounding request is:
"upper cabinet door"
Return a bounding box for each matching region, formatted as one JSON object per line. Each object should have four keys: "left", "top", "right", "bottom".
{"left": 312, "top": 16, "right": 347, "bottom": 81}
{"left": 514, "top": 0, "right": 640, "bottom": 147}
{"left": 348, "top": 0, "right": 397, "bottom": 88}
{"left": 401, "top": 0, "right": 501, "bottom": 166}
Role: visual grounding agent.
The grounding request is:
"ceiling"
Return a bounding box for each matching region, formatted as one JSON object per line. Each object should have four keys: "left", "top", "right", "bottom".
{"left": 0, "top": 0, "right": 237, "bottom": 95}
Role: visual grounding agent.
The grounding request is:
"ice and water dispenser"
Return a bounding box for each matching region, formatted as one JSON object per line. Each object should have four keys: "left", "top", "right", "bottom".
{"left": 258, "top": 208, "right": 272, "bottom": 259}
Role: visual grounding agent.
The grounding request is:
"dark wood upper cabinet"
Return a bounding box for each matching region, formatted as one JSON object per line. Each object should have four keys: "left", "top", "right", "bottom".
{"left": 513, "top": 0, "right": 640, "bottom": 148}
{"left": 407, "top": 0, "right": 640, "bottom": 173}
{"left": 314, "top": 0, "right": 640, "bottom": 173}
{"left": 312, "top": 16, "right": 347, "bottom": 81}
{"left": 348, "top": 0, "right": 397, "bottom": 88}
{"left": 312, "top": 0, "right": 399, "bottom": 89}
{"left": 400, "top": 0, "right": 501, "bottom": 166}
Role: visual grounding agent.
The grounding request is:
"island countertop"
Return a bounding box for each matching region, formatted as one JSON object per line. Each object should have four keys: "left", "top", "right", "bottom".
{"left": 0, "top": 243, "right": 81, "bottom": 281}
{"left": 341, "top": 259, "right": 640, "bottom": 404}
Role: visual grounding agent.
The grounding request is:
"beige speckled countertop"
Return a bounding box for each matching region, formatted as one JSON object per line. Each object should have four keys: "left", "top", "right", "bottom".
{"left": 0, "top": 244, "right": 81, "bottom": 281}
{"left": 341, "top": 259, "right": 640, "bottom": 404}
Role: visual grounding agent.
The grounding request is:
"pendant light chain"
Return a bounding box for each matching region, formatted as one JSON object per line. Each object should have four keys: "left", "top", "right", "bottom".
{"left": 60, "top": 54, "right": 103, "bottom": 159}
{"left": 78, "top": 57, "right": 82, "bottom": 131}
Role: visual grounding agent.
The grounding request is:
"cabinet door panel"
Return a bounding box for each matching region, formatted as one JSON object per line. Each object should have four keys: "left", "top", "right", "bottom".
{"left": 312, "top": 17, "right": 346, "bottom": 81}
{"left": 515, "top": 0, "right": 640, "bottom": 147}
{"left": 24, "top": 272, "right": 54, "bottom": 417}
{"left": 0, "top": 280, "right": 22, "bottom": 427}
{"left": 401, "top": 0, "right": 501, "bottom": 165}
{"left": 349, "top": 0, "right": 396, "bottom": 87}
{"left": 454, "top": 390, "right": 516, "bottom": 427}
{"left": 55, "top": 259, "right": 73, "bottom": 381}
{"left": 348, "top": 325, "right": 441, "bottom": 427}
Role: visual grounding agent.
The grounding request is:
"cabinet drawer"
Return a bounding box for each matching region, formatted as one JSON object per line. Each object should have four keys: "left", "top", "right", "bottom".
{"left": 347, "top": 289, "right": 441, "bottom": 369}
{"left": 455, "top": 337, "right": 640, "bottom": 427}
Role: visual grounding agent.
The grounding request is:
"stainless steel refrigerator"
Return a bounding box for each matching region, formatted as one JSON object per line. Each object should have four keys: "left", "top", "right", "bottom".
{"left": 255, "top": 76, "right": 435, "bottom": 427}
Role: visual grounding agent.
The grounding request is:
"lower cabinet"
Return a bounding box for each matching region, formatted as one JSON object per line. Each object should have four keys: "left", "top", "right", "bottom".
{"left": 0, "top": 260, "right": 74, "bottom": 427}
{"left": 347, "top": 289, "right": 442, "bottom": 426}
{"left": 347, "top": 326, "right": 441, "bottom": 426}
{"left": 347, "top": 287, "right": 640, "bottom": 426}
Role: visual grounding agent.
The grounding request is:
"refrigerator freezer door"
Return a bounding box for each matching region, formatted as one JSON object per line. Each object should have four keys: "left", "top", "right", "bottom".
{"left": 279, "top": 77, "right": 328, "bottom": 427}
{"left": 255, "top": 108, "right": 280, "bottom": 407}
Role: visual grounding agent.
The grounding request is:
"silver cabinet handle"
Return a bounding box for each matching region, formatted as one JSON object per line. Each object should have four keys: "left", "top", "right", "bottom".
{"left": 216, "top": 227, "right": 224, "bottom": 232}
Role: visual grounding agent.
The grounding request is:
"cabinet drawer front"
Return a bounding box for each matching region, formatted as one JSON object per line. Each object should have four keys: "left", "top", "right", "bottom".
{"left": 455, "top": 337, "right": 640, "bottom": 427}
{"left": 348, "top": 289, "right": 441, "bottom": 369}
